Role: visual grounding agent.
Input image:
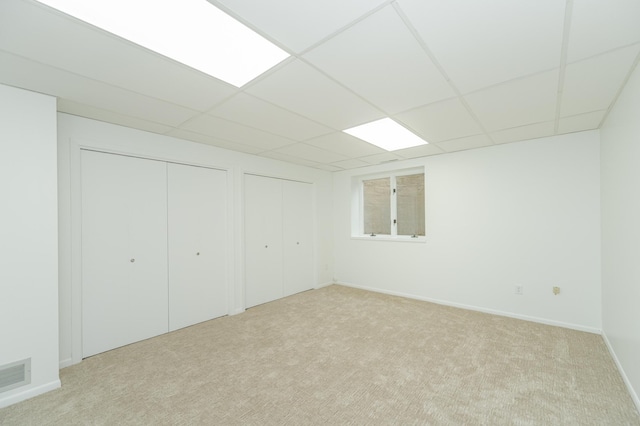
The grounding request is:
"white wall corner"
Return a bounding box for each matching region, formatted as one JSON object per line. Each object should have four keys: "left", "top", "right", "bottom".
{"left": 602, "top": 332, "right": 640, "bottom": 413}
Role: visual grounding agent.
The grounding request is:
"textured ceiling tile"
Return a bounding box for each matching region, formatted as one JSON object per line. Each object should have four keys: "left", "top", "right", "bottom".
{"left": 215, "top": 0, "right": 387, "bottom": 53}
{"left": 490, "top": 121, "right": 555, "bottom": 145}
{"left": 258, "top": 151, "right": 323, "bottom": 168}
{"left": 166, "top": 129, "right": 265, "bottom": 154}
{"left": 210, "top": 93, "right": 333, "bottom": 141}
{"left": 304, "top": 5, "right": 453, "bottom": 115}
{"left": 314, "top": 164, "right": 344, "bottom": 172}
{"left": 305, "top": 132, "right": 386, "bottom": 158}
{"left": 330, "top": 159, "right": 371, "bottom": 170}
{"left": 271, "top": 143, "right": 349, "bottom": 164}
{"left": 561, "top": 45, "right": 640, "bottom": 117}
{"left": 436, "top": 135, "right": 494, "bottom": 153}
{"left": 568, "top": 0, "right": 640, "bottom": 62}
{"left": 393, "top": 144, "right": 444, "bottom": 159}
{"left": 558, "top": 111, "right": 606, "bottom": 135}
{"left": 395, "top": 97, "right": 482, "bottom": 143}
{"left": 359, "top": 152, "right": 404, "bottom": 165}
{"left": 0, "top": 51, "right": 198, "bottom": 127}
{"left": 398, "top": 0, "right": 565, "bottom": 93}
{"left": 181, "top": 114, "right": 295, "bottom": 150}
{"left": 464, "top": 70, "right": 558, "bottom": 132}
{"left": 57, "top": 99, "right": 174, "bottom": 134}
{"left": 246, "top": 60, "right": 384, "bottom": 130}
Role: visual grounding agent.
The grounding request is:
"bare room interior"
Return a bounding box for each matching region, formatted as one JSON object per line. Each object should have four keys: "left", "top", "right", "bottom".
{"left": 1, "top": 0, "right": 639, "bottom": 424}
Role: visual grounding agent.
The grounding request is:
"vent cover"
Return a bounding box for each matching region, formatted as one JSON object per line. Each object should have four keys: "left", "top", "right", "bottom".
{"left": 0, "top": 358, "right": 31, "bottom": 393}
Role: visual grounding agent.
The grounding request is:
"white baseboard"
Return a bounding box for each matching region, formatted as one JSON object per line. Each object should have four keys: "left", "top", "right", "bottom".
{"left": 229, "top": 308, "right": 245, "bottom": 316}
{"left": 59, "top": 358, "right": 74, "bottom": 369}
{"left": 602, "top": 332, "right": 640, "bottom": 413}
{"left": 336, "top": 281, "right": 601, "bottom": 334}
{"left": 0, "top": 379, "right": 61, "bottom": 409}
{"left": 314, "top": 281, "right": 334, "bottom": 289}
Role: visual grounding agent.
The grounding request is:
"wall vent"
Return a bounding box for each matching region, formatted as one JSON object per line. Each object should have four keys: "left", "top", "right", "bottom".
{"left": 0, "top": 358, "right": 31, "bottom": 393}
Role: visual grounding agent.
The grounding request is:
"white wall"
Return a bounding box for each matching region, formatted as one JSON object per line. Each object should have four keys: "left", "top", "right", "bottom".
{"left": 57, "top": 113, "right": 334, "bottom": 367}
{"left": 333, "top": 132, "right": 601, "bottom": 331}
{"left": 0, "top": 84, "right": 60, "bottom": 408}
{"left": 600, "top": 62, "right": 640, "bottom": 409}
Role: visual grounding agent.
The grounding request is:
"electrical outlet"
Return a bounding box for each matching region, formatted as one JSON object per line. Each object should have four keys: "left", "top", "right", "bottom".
{"left": 553, "top": 286, "right": 560, "bottom": 295}
{"left": 515, "top": 285, "right": 523, "bottom": 295}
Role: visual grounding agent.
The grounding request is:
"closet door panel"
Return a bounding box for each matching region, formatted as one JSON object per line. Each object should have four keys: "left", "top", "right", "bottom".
{"left": 81, "top": 151, "right": 168, "bottom": 358}
{"left": 244, "top": 175, "right": 283, "bottom": 308}
{"left": 283, "top": 180, "right": 314, "bottom": 296}
{"left": 168, "top": 164, "right": 227, "bottom": 331}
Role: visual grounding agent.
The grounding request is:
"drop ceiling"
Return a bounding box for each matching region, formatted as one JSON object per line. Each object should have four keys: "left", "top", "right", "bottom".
{"left": 1, "top": 0, "right": 639, "bottom": 171}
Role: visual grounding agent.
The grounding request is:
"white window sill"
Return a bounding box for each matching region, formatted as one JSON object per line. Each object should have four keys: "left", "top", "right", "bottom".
{"left": 350, "top": 235, "right": 426, "bottom": 243}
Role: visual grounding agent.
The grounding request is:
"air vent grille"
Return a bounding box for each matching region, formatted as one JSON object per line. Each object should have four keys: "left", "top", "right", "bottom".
{"left": 0, "top": 358, "right": 31, "bottom": 393}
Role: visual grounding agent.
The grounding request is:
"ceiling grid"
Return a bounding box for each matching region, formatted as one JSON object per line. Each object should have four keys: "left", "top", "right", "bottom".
{"left": 1, "top": 0, "right": 638, "bottom": 169}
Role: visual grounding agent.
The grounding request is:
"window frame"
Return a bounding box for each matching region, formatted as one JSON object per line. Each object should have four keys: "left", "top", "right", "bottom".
{"left": 351, "top": 167, "right": 426, "bottom": 242}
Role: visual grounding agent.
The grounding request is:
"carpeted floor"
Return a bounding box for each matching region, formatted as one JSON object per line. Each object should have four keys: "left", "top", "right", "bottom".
{"left": 1, "top": 285, "right": 638, "bottom": 425}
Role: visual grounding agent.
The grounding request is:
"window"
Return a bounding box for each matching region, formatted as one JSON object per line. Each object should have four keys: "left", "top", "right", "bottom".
{"left": 354, "top": 168, "right": 425, "bottom": 240}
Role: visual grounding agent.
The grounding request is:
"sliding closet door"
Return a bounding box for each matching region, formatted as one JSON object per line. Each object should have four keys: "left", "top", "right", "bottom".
{"left": 282, "top": 180, "right": 314, "bottom": 296}
{"left": 81, "top": 150, "right": 168, "bottom": 358}
{"left": 168, "top": 163, "right": 227, "bottom": 331}
{"left": 244, "top": 175, "right": 283, "bottom": 308}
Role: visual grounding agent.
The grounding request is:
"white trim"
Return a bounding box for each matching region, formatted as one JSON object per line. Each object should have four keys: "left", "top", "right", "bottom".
{"left": 336, "top": 281, "right": 601, "bottom": 334}
{"left": 0, "top": 380, "right": 61, "bottom": 409}
{"left": 350, "top": 235, "right": 426, "bottom": 243}
{"left": 602, "top": 332, "right": 640, "bottom": 413}
{"left": 59, "top": 358, "right": 73, "bottom": 369}
{"left": 314, "top": 281, "right": 334, "bottom": 289}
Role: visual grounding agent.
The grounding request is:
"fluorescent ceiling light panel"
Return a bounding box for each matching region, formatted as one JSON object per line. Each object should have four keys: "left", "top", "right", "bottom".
{"left": 36, "top": 0, "right": 290, "bottom": 87}
{"left": 343, "top": 118, "right": 428, "bottom": 151}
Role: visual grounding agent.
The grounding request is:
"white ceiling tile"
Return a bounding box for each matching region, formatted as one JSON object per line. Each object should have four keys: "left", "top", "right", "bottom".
{"left": 304, "top": 5, "right": 453, "bottom": 114}
{"left": 331, "top": 159, "right": 371, "bottom": 170}
{"left": 0, "top": 0, "right": 237, "bottom": 111}
{"left": 0, "top": 51, "right": 198, "bottom": 126}
{"left": 558, "top": 111, "right": 606, "bottom": 134}
{"left": 214, "top": 0, "right": 387, "bottom": 53}
{"left": 181, "top": 114, "right": 295, "bottom": 151}
{"left": 305, "top": 132, "right": 386, "bottom": 158}
{"left": 2, "top": 0, "right": 637, "bottom": 172}
{"left": 271, "top": 143, "right": 349, "bottom": 164}
{"left": 435, "top": 135, "right": 494, "bottom": 153}
{"left": 394, "top": 144, "right": 444, "bottom": 159}
{"left": 209, "top": 93, "right": 333, "bottom": 141}
{"left": 464, "top": 70, "right": 558, "bottom": 132}
{"left": 561, "top": 45, "right": 640, "bottom": 117}
{"left": 395, "top": 97, "right": 483, "bottom": 143}
{"left": 258, "top": 151, "right": 323, "bottom": 168}
{"left": 165, "top": 129, "right": 265, "bottom": 155}
{"left": 57, "top": 99, "right": 173, "bottom": 134}
{"left": 490, "top": 122, "right": 555, "bottom": 145}
{"left": 397, "top": 0, "right": 565, "bottom": 93}
{"left": 315, "top": 164, "right": 344, "bottom": 172}
{"left": 360, "top": 152, "right": 404, "bottom": 165}
{"left": 246, "top": 60, "right": 384, "bottom": 130}
{"left": 568, "top": 0, "right": 640, "bottom": 62}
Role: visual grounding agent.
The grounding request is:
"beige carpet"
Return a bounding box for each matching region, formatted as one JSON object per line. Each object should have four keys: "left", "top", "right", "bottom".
{"left": 1, "top": 285, "right": 638, "bottom": 425}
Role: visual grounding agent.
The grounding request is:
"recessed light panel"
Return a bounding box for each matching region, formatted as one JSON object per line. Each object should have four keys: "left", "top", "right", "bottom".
{"left": 343, "top": 118, "right": 428, "bottom": 151}
{"left": 36, "top": 0, "right": 290, "bottom": 87}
